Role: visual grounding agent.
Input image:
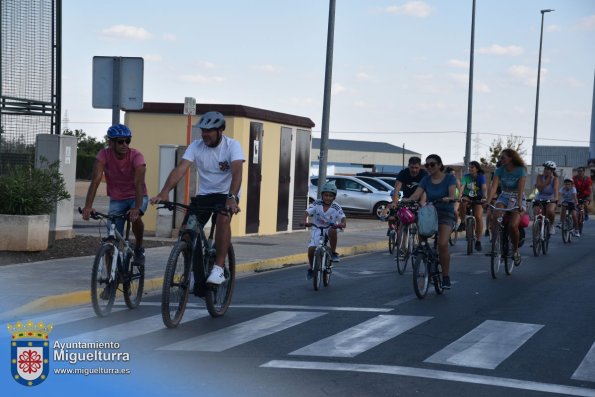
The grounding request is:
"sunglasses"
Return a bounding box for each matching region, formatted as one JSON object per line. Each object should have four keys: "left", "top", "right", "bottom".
{"left": 425, "top": 162, "right": 438, "bottom": 168}
{"left": 113, "top": 138, "right": 131, "bottom": 145}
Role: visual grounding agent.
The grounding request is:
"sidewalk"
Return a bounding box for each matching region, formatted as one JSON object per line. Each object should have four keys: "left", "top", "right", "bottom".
{"left": 0, "top": 216, "right": 386, "bottom": 320}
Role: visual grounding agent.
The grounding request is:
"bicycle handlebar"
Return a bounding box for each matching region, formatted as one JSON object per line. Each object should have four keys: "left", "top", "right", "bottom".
{"left": 301, "top": 222, "right": 343, "bottom": 230}
{"left": 78, "top": 207, "right": 127, "bottom": 221}
{"left": 487, "top": 204, "right": 520, "bottom": 212}
{"left": 156, "top": 200, "right": 231, "bottom": 215}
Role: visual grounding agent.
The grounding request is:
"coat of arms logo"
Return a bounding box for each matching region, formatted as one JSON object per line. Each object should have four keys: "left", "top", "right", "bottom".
{"left": 8, "top": 320, "right": 53, "bottom": 386}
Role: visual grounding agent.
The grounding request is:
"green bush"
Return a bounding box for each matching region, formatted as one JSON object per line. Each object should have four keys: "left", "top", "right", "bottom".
{"left": 0, "top": 159, "right": 71, "bottom": 215}
{"left": 76, "top": 153, "right": 96, "bottom": 180}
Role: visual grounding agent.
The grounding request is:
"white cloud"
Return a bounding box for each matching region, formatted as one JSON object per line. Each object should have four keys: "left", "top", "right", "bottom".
{"left": 197, "top": 61, "right": 216, "bottom": 69}
{"left": 478, "top": 44, "right": 523, "bottom": 56}
{"left": 179, "top": 74, "right": 224, "bottom": 84}
{"left": 144, "top": 54, "right": 162, "bottom": 62}
{"left": 99, "top": 25, "right": 152, "bottom": 40}
{"left": 546, "top": 24, "right": 560, "bottom": 33}
{"left": 576, "top": 15, "right": 595, "bottom": 30}
{"left": 332, "top": 83, "right": 347, "bottom": 96}
{"left": 252, "top": 64, "right": 277, "bottom": 73}
{"left": 356, "top": 72, "right": 372, "bottom": 81}
{"left": 474, "top": 81, "right": 490, "bottom": 93}
{"left": 383, "top": 1, "right": 432, "bottom": 17}
{"left": 448, "top": 59, "right": 468, "bottom": 69}
{"left": 507, "top": 65, "right": 546, "bottom": 87}
{"left": 162, "top": 33, "right": 176, "bottom": 41}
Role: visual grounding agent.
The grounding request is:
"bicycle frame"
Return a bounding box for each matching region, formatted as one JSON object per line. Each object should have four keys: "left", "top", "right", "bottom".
{"left": 488, "top": 204, "right": 519, "bottom": 278}
{"left": 531, "top": 200, "right": 551, "bottom": 256}
{"left": 307, "top": 223, "right": 337, "bottom": 291}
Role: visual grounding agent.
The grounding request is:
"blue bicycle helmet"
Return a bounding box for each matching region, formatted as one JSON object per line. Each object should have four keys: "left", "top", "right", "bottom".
{"left": 107, "top": 124, "right": 132, "bottom": 139}
{"left": 197, "top": 111, "right": 226, "bottom": 131}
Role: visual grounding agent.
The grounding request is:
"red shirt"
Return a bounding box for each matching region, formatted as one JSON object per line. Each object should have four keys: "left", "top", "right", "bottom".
{"left": 97, "top": 148, "right": 147, "bottom": 200}
{"left": 573, "top": 175, "right": 592, "bottom": 199}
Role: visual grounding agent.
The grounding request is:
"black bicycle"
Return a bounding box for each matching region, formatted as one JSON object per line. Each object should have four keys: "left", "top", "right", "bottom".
{"left": 303, "top": 223, "right": 342, "bottom": 291}
{"left": 158, "top": 200, "right": 236, "bottom": 327}
{"left": 79, "top": 208, "right": 144, "bottom": 317}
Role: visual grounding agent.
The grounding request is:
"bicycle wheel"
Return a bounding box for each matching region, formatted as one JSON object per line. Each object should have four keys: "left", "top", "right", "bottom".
{"left": 504, "top": 233, "right": 514, "bottom": 275}
{"left": 412, "top": 252, "right": 429, "bottom": 299}
{"left": 312, "top": 248, "right": 323, "bottom": 291}
{"left": 578, "top": 210, "right": 584, "bottom": 234}
{"left": 490, "top": 228, "right": 503, "bottom": 279}
{"left": 206, "top": 244, "right": 236, "bottom": 317}
{"left": 388, "top": 229, "right": 396, "bottom": 254}
{"left": 542, "top": 219, "right": 550, "bottom": 255}
{"left": 161, "top": 241, "right": 192, "bottom": 328}
{"left": 562, "top": 215, "right": 572, "bottom": 244}
{"left": 448, "top": 228, "right": 458, "bottom": 246}
{"left": 396, "top": 224, "right": 409, "bottom": 275}
{"left": 124, "top": 250, "right": 145, "bottom": 309}
{"left": 466, "top": 217, "right": 475, "bottom": 255}
{"left": 323, "top": 255, "right": 332, "bottom": 287}
{"left": 532, "top": 218, "right": 542, "bottom": 257}
{"left": 91, "top": 244, "right": 118, "bottom": 317}
{"left": 433, "top": 262, "right": 444, "bottom": 295}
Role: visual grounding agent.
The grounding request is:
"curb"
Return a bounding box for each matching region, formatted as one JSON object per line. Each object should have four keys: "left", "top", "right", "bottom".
{"left": 2, "top": 241, "right": 385, "bottom": 318}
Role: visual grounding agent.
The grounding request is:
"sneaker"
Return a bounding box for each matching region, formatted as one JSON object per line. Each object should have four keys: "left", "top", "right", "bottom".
{"left": 99, "top": 285, "right": 111, "bottom": 300}
{"left": 442, "top": 276, "right": 451, "bottom": 289}
{"left": 457, "top": 223, "right": 465, "bottom": 232}
{"left": 475, "top": 240, "right": 482, "bottom": 252}
{"left": 206, "top": 266, "right": 225, "bottom": 285}
{"left": 133, "top": 247, "right": 145, "bottom": 266}
{"left": 513, "top": 251, "right": 522, "bottom": 266}
{"left": 549, "top": 226, "right": 555, "bottom": 235}
{"left": 331, "top": 252, "right": 340, "bottom": 262}
{"left": 306, "top": 268, "right": 313, "bottom": 280}
{"left": 484, "top": 229, "right": 490, "bottom": 237}
{"left": 574, "top": 231, "right": 581, "bottom": 237}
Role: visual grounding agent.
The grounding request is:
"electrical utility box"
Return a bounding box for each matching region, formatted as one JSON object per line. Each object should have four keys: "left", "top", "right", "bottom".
{"left": 35, "top": 134, "right": 78, "bottom": 240}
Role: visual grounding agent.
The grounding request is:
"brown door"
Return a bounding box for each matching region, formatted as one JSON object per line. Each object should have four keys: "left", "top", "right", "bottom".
{"left": 292, "top": 129, "right": 311, "bottom": 230}
{"left": 246, "top": 122, "right": 263, "bottom": 234}
{"left": 276, "top": 127, "right": 292, "bottom": 231}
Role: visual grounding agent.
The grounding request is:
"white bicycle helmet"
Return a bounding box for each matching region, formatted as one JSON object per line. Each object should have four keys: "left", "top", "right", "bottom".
{"left": 197, "top": 111, "right": 226, "bottom": 131}
{"left": 543, "top": 161, "right": 556, "bottom": 170}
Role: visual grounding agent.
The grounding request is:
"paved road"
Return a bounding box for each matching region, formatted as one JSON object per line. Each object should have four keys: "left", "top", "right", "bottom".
{"left": 3, "top": 221, "right": 594, "bottom": 396}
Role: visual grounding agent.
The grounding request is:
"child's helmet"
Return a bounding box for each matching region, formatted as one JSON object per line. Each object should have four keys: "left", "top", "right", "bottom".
{"left": 321, "top": 182, "right": 337, "bottom": 196}
{"left": 397, "top": 207, "right": 415, "bottom": 225}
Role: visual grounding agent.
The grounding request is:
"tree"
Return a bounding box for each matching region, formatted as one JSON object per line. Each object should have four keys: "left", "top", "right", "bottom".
{"left": 480, "top": 135, "right": 527, "bottom": 167}
{"left": 62, "top": 129, "right": 105, "bottom": 155}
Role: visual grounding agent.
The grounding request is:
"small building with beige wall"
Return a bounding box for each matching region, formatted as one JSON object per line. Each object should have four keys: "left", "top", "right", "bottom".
{"left": 125, "top": 102, "right": 314, "bottom": 237}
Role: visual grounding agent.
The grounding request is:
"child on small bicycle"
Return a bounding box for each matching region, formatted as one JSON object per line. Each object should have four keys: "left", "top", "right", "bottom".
{"left": 558, "top": 178, "right": 580, "bottom": 237}
{"left": 302, "top": 182, "right": 346, "bottom": 280}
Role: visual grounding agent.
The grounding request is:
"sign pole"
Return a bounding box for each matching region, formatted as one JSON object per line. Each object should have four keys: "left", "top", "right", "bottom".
{"left": 183, "top": 97, "right": 196, "bottom": 205}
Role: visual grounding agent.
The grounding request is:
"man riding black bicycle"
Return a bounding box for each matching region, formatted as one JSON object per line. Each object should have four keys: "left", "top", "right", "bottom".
{"left": 150, "top": 111, "right": 245, "bottom": 292}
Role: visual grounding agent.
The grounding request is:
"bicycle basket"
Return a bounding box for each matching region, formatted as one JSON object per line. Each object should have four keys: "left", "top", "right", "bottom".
{"left": 397, "top": 207, "right": 415, "bottom": 225}
{"left": 417, "top": 204, "right": 438, "bottom": 237}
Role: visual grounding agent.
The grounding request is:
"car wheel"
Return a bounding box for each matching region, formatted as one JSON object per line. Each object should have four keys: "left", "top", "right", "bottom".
{"left": 374, "top": 201, "right": 389, "bottom": 219}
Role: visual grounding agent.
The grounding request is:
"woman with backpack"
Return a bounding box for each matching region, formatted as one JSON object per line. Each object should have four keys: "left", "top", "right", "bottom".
{"left": 405, "top": 154, "right": 457, "bottom": 289}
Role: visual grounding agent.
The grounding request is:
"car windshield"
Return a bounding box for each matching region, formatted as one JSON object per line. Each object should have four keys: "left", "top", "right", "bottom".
{"left": 358, "top": 177, "right": 389, "bottom": 191}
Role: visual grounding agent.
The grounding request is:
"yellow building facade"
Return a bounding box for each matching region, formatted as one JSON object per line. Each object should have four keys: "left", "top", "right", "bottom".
{"left": 125, "top": 103, "right": 314, "bottom": 237}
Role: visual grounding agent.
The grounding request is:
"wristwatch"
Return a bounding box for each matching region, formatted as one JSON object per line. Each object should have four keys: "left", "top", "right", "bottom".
{"left": 227, "top": 193, "right": 237, "bottom": 201}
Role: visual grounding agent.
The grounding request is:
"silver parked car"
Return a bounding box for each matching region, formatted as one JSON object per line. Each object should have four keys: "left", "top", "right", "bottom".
{"left": 309, "top": 175, "right": 393, "bottom": 219}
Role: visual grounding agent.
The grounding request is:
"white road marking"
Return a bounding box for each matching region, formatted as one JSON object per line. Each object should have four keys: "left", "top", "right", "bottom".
{"left": 262, "top": 360, "right": 595, "bottom": 397}
{"left": 158, "top": 311, "right": 325, "bottom": 352}
{"left": 135, "top": 301, "right": 393, "bottom": 312}
{"left": 57, "top": 309, "right": 208, "bottom": 343}
{"left": 572, "top": 341, "right": 595, "bottom": 382}
{"left": 290, "top": 315, "right": 431, "bottom": 358}
{"left": 384, "top": 295, "right": 417, "bottom": 306}
{"left": 424, "top": 320, "right": 544, "bottom": 369}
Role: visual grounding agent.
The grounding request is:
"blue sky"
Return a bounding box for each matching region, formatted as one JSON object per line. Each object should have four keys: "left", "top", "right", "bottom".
{"left": 62, "top": 0, "right": 595, "bottom": 164}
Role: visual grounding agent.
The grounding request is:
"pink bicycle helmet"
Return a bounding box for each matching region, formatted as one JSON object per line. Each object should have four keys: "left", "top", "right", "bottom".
{"left": 397, "top": 207, "right": 415, "bottom": 225}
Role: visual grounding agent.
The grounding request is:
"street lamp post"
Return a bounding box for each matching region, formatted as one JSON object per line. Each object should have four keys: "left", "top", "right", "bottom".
{"left": 530, "top": 9, "right": 554, "bottom": 190}
{"left": 464, "top": 0, "right": 476, "bottom": 171}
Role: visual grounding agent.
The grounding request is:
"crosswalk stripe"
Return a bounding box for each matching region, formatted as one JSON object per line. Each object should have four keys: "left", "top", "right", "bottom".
{"left": 37, "top": 306, "right": 126, "bottom": 326}
{"left": 425, "top": 320, "right": 543, "bottom": 369}
{"left": 572, "top": 341, "right": 595, "bottom": 382}
{"left": 290, "top": 315, "right": 432, "bottom": 358}
{"left": 57, "top": 309, "right": 208, "bottom": 343}
{"left": 158, "top": 311, "right": 325, "bottom": 352}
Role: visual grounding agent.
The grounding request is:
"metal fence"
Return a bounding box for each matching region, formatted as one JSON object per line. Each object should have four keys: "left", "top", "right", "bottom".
{"left": 0, "top": 0, "right": 61, "bottom": 174}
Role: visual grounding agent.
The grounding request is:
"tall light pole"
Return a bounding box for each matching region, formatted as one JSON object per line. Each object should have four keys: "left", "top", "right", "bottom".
{"left": 464, "top": 0, "right": 476, "bottom": 171}
{"left": 530, "top": 9, "right": 554, "bottom": 189}
{"left": 317, "top": 0, "right": 336, "bottom": 199}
